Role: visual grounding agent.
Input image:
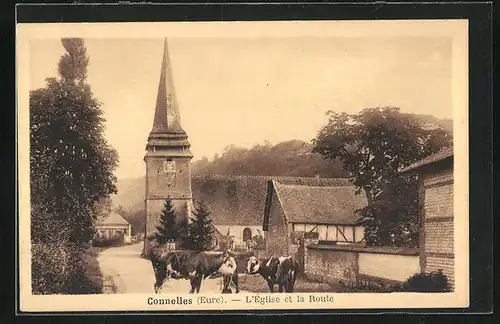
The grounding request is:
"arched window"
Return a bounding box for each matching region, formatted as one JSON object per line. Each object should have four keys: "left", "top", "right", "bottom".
{"left": 243, "top": 227, "right": 252, "bottom": 242}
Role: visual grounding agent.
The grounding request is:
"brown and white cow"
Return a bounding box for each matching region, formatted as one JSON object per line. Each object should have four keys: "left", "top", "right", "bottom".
{"left": 246, "top": 255, "right": 300, "bottom": 293}
{"left": 151, "top": 250, "right": 239, "bottom": 294}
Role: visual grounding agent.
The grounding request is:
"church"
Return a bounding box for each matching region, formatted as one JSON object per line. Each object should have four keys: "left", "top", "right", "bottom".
{"left": 143, "top": 39, "right": 194, "bottom": 256}
{"left": 142, "top": 39, "right": 368, "bottom": 256}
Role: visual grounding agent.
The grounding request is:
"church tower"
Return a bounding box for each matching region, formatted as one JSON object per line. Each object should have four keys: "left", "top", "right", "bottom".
{"left": 143, "top": 39, "right": 193, "bottom": 256}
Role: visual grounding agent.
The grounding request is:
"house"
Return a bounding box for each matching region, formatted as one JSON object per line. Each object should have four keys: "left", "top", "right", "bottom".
{"left": 400, "top": 147, "right": 454, "bottom": 289}
{"left": 263, "top": 179, "right": 368, "bottom": 256}
{"left": 96, "top": 212, "right": 132, "bottom": 244}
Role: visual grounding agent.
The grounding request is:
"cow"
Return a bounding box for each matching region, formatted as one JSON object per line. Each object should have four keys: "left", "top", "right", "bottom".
{"left": 245, "top": 255, "right": 300, "bottom": 293}
{"left": 158, "top": 250, "right": 240, "bottom": 294}
{"left": 150, "top": 249, "right": 197, "bottom": 293}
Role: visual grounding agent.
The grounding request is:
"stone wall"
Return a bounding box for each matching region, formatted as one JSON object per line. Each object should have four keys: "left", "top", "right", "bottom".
{"left": 304, "top": 245, "right": 358, "bottom": 285}
{"left": 304, "top": 244, "right": 420, "bottom": 286}
{"left": 358, "top": 252, "right": 420, "bottom": 282}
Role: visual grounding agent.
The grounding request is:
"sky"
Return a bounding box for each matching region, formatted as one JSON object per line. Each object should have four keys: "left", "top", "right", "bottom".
{"left": 30, "top": 37, "right": 453, "bottom": 180}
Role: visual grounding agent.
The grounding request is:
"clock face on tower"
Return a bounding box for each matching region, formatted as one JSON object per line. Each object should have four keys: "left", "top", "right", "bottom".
{"left": 158, "top": 160, "right": 176, "bottom": 187}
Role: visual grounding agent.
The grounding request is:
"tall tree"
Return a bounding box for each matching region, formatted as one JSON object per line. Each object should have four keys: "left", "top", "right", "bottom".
{"left": 30, "top": 37, "right": 118, "bottom": 244}
{"left": 115, "top": 205, "right": 128, "bottom": 218}
{"left": 187, "top": 201, "right": 215, "bottom": 251}
{"left": 154, "top": 198, "right": 179, "bottom": 244}
{"left": 58, "top": 38, "right": 89, "bottom": 83}
{"left": 312, "top": 107, "right": 452, "bottom": 247}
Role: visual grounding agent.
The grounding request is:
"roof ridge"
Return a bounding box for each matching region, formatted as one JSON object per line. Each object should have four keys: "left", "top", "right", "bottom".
{"left": 399, "top": 146, "right": 453, "bottom": 173}
{"left": 275, "top": 182, "right": 355, "bottom": 189}
{"left": 192, "top": 173, "right": 351, "bottom": 182}
{"left": 98, "top": 211, "right": 130, "bottom": 225}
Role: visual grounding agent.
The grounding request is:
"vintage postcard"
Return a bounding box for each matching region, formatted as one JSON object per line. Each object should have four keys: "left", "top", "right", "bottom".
{"left": 17, "top": 20, "right": 469, "bottom": 312}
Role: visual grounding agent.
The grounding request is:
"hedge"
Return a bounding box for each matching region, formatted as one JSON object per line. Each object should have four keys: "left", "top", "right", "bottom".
{"left": 32, "top": 243, "right": 103, "bottom": 295}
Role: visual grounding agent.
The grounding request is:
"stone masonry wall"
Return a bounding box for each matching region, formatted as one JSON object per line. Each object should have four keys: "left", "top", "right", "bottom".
{"left": 422, "top": 167, "right": 455, "bottom": 290}
{"left": 146, "top": 157, "right": 192, "bottom": 199}
{"left": 304, "top": 247, "right": 358, "bottom": 285}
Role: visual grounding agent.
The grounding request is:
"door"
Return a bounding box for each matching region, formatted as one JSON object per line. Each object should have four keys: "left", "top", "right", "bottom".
{"left": 297, "top": 237, "right": 305, "bottom": 276}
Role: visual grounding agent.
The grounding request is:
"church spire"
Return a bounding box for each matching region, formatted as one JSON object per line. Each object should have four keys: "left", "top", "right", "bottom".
{"left": 150, "top": 38, "right": 184, "bottom": 134}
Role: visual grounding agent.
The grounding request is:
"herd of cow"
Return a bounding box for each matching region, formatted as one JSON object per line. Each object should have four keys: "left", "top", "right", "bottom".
{"left": 150, "top": 249, "right": 301, "bottom": 294}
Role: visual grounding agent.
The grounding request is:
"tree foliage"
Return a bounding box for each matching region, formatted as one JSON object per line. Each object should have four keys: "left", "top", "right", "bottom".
{"left": 58, "top": 38, "right": 89, "bottom": 83}
{"left": 154, "top": 198, "right": 179, "bottom": 244}
{"left": 313, "top": 107, "right": 452, "bottom": 247}
{"left": 112, "top": 205, "right": 145, "bottom": 237}
{"left": 30, "top": 37, "right": 118, "bottom": 245}
{"left": 186, "top": 201, "right": 215, "bottom": 251}
{"left": 191, "top": 140, "right": 349, "bottom": 178}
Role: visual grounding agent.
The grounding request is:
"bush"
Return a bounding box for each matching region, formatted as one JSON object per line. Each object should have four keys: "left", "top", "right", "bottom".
{"left": 218, "top": 234, "right": 233, "bottom": 251}
{"left": 32, "top": 243, "right": 72, "bottom": 294}
{"left": 32, "top": 243, "right": 103, "bottom": 294}
{"left": 92, "top": 235, "right": 123, "bottom": 248}
{"left": 341, "top": 279, "right": 393, "bottom": 293}
{"left": 252, "top": 233, "right": 266, "bottom": 250}
{"left": 340, "top": 270, "right": 450, "bottom": 293}
{"left": 400, "top": 270, "right": 451, "bottom": 292}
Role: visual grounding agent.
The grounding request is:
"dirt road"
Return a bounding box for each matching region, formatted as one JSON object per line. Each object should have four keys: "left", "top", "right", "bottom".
{"left": 96, "top": 242, "right": 227, "bottom": 294}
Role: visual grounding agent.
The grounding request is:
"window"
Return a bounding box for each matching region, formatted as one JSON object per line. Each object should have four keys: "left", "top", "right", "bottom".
{"left": 243, "top": 227, "right": 252, "bottom": 241}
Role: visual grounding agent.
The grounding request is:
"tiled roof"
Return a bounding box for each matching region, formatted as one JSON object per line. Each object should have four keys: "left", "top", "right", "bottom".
{"left": 97, "top": 212, "right": 130, "bottom": 226}
{"left": 192, "top": 173, "right": 352, "bottom": 187}
{"left": 273, "top": 181, "right": 367, "bottom": 225}
{"left": 399, "top": 147, "right": 453, "bottom": 173}
{"left": 191, "top": 174, "right": 353, "bottom": 226}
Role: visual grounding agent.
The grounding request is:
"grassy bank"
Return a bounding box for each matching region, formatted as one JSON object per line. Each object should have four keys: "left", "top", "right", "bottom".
{"left": 78, "top": 247, "right": 104, "bottom": 294}
{"left": 237, "top": 274, "right": 342, "bottom": 293}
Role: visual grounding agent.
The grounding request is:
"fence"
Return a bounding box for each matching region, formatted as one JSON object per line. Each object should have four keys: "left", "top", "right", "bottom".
{"left": 304, "top": 243, "right": 420, "bottom": 286}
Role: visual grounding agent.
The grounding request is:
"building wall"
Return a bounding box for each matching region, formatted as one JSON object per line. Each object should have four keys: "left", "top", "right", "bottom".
{"left": 146, "top": 157, "right": 192, "bottom": 199}
{"left": 358, "top": 253, "right": 420, "bottom": 282}
{"left": 266, "top": 192, "right": 289, "bottom": 256}
{"left": 292, "top": 223, "right": 365, "bottom": 243}
{"left": 145, "top": 198, "right": 190, "bottom": 234}
{"left": 421, "top": 166, "right": 454, "bottom": 289}
{"left": 145, "top": 156, "right": 192, "bottom": 236}
{"left": 96, "top": 224, "right": 132, "bottom": 243}
{"left": 214, "top": 225, "right": 263, "bottom": 246}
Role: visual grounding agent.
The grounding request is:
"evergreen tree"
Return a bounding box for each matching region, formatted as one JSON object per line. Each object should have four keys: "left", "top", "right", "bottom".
{"left": 187, "top": 200, "right": 215, "bottom": 251}
{"left": 154, "top": 197, "right": 179, "bottom": 244}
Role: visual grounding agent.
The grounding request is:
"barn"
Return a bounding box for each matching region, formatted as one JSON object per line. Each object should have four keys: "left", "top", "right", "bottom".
{"left": 400, "top": 147, "right": 454, "bottom": 289}
{"left": 262, "top": 178, "right": 368, "bottom": 257}
{"left": 191, "top": 174, "right": 363, "bottom": 252}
